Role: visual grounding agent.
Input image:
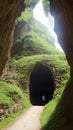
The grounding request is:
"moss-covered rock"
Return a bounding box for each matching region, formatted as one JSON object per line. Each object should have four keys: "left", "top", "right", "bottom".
{"left": 12, "top": 2, "right": 57, "bottom": 58}
{"left": 0, "top": 81, "right": 30, "bottom": 128}
{"left": 2, "top": 54, "right": 69, "bottom": 93}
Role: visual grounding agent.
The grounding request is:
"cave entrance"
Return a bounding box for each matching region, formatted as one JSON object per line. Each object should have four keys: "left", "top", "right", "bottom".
{"left": 29, "top": 63, "right": 55, "bottom": 106}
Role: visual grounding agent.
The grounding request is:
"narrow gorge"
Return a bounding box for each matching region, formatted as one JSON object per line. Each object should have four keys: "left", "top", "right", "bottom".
{"left": 0, "top": 0, "right": 73, "bottom": 130}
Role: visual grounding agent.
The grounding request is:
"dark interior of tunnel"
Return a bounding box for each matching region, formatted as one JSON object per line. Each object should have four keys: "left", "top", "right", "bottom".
{"left": 29, "top": 63, "right": 55, "bottom": 106}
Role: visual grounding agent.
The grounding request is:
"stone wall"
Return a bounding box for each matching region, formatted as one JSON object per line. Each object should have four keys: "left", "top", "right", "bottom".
{"left": 50, "top": 1, "right": 73, "bottom": 129}
{"left": 0, "top": 99, "right": 23, "bottom": 122}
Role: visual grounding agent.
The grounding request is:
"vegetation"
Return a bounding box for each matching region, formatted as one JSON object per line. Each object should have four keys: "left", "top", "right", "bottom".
{"left": 41, "top": 65, "right": 70, "bottom": 130}
{"left": 0, "top": 81, "right": 29, "bottom": 107}
{"left": 12, "top": 31, "right": 59, "bottom": 58}
{"left": 41, "top": 97, "right": 66, "bottom": 130}
{"left": 16, "top": 8, "right": 32, "bottom": 23}
{"left": 7, "top": 54, "right": 69, "bottom": 92}
{"left": 12, "top": 3, "right": 57, "bottom": 58}
{"left": 7, "top": 53, "right": 70, "bottom": 130}
{"left": 41, "top": 100, "right": 58, "bottom": 128}
{"left": 0, "top": 81, "right": 30, "bottom": 129}
{"left": 0, "top": 110, "right": 26, "bottom": 129}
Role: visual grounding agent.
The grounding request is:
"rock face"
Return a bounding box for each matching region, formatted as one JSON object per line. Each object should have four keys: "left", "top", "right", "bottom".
{"left": 50, "top": 0, "right": 73, "bottom": 67}
{"left": 50, "top": 0, "right": 73, "bottom": 129}
{"left": 0, "top": 99, "right": 23, "bottom": 122}
{"left": 0, "top": 0, "right": 23, "bottom": 75}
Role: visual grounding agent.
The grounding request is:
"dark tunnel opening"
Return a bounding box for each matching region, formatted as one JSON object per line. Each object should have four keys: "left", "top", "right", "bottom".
{"left": 29, "top": 63, "right": 55, "bottom": 106}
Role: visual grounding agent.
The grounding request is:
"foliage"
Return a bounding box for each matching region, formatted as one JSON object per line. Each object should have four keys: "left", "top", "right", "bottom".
{"left": 0, "top": 81, "right": 30, "bottom": 129}
{"left": 41, "top": 100, "right": 58, "bottom": 128}
{"left": 41, "top": 97, "right": 66, "bottom": 130}
{"left": 41, "top": 88, "right": 68, "bottom": 130}
{"left": 16, "top": 8, "right": 32, "bottom": 23}
{"left": 12, "top": 30, "right": 59, "bottom": 58}
{"left": 13, "top": 4, "right": 57, "bottom": 59}
{"left": 30, "top": 20, "right": 55, "bottom": 46}
{"left": 0, "top": 81, "right": 30, "bottom": 107}
{"left": 8, "top": 53, "right": 70, "bottom": 92}
{"left": 41, "top": 57, "right": 70, "bottom": 130}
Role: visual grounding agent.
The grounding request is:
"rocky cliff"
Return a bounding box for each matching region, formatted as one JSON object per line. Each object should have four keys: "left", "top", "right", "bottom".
{"left": 0, "top": 0, "right": 72, "bottom": 75}
{"left": 0, "top": 0, "right": 73, "bottom": 130}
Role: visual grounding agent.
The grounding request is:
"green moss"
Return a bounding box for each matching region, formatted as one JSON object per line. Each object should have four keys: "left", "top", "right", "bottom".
{"left": 14, "top": 4, "right": 58, "bottom": 58}
{"left": 9, "top": 54, "right": 69, "bottom": 91}
{"left": 0, "top": 81, "right": 30, "bottom": 107}
{"left": 41, "top": 96, "right": 66, "bottom": 130}
{"left": 41, "top": 100, "right": 58, "bottom": 127}
{"left": 0, "top": 81, "right": 30, "bottom": 129}
{"left": 12, "top": 30, "right": 59, "bottom": 58}
{"left": 16, "top": 8, "right": 32, "bottom": 23}
{"left": 40, "top": 56, "right": 70, "bottom": 130}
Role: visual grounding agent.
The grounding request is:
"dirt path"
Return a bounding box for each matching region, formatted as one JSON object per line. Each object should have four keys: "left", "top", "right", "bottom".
{"left": 2, "top": 106, "right": 44, "bottom": 130}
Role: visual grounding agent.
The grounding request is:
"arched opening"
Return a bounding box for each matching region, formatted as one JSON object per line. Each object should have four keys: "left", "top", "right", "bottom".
{"left": 29, "top": 63, "right": 55, "bottom": 105}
